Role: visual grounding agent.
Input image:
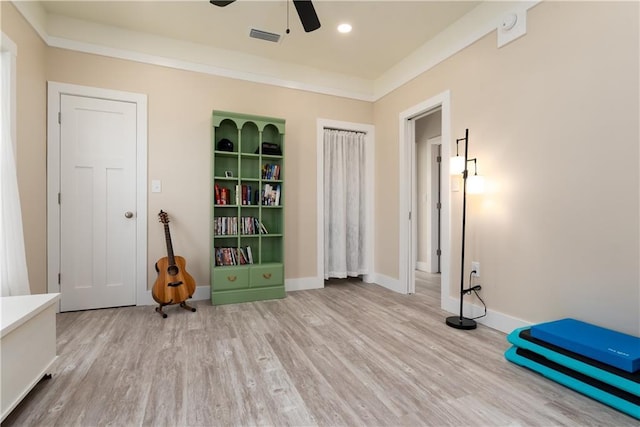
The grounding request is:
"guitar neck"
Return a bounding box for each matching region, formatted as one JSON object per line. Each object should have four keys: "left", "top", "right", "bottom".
{"left": 163, "top": 223, "right": 176, "bottom": 266}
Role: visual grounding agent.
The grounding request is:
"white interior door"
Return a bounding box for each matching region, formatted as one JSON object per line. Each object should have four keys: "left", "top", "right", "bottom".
{"left": 59, "top": 94, "right": 137, "bottom": 311}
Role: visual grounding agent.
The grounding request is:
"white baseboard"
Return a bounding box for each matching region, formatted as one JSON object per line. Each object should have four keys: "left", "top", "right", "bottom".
{"left": 191, "top": 285, "right": 211, "bottom": 301}
{"left": 138, "top": 289, "right": 155, "bottom": 306}
{"left": 369, "top": 273, "right": 403, "bottom": 293}
{"left": 443, "top": 295, "right": 531, "bottom": 334}
{"left": 416, "top": 261, "right": 429, "bottom": 272}
{"left": 286, "top": 276, "right": 324, "bottom": 292}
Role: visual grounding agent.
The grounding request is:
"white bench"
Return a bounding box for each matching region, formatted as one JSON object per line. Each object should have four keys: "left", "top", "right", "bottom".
{"left": 1, "top": 293, "right": 60, "bottom": 422}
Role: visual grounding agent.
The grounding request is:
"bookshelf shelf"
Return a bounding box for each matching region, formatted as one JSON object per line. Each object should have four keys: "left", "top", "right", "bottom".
{"left": 211, "top": 110, "right": 286, "bottom": 305}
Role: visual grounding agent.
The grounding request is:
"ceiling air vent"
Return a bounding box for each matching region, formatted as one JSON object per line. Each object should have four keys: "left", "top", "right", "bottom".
{"left": 249, "top": 28, "right": 281, "bottom": 43}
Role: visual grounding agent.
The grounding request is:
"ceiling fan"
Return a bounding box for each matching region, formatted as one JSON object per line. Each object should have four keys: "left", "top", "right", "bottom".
{"left": 209, "top": 0, "right": 321, "bottom": 33}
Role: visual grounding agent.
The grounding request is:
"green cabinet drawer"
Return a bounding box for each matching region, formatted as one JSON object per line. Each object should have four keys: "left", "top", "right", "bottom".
{"left": 250, "top": 264, "right": 283, "bottom": 288}
{"left": 213, "top": 267, "right": 249, "bottom": 291}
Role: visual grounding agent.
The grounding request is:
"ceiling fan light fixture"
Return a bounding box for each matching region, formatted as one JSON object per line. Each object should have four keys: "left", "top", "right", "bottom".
{"left": 337, "top": 23, "right": 352, "bottom": 33}
{"left": 211, "top": 0, "right": 321, "bottom": 34}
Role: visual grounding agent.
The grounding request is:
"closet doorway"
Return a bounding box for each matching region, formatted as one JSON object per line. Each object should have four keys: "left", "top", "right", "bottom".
{"left": 316, "top": 119, "right": 375, "bottom": 286}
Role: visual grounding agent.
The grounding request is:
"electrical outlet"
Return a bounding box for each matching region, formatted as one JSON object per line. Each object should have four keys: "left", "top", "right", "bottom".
{"left": 471, "top": 261, "right": 480, "bottom": 277}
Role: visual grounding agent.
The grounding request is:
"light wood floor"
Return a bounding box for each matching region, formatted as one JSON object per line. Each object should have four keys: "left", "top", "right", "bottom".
{"left": 3, "top": 274, "right": 636, "bottom": 426}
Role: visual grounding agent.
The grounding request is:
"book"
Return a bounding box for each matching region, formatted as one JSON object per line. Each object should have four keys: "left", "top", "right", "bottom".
{"left": 220, "top": 187, "right": 228, "bottom": 205}
{"left": 215, "top": 183, "right": 221, "bottom": 204}
{"left": 242, "top": 185, "right": 248, "bottom": 205}
{"left": 238, "top": 247, "right": 248, "bottom": 264}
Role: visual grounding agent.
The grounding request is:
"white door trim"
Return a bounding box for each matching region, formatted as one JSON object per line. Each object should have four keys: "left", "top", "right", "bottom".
{"left": 316, "top": 119, "right": 375, "bottom": 288}
{"left": 47, "top": 81, "right": 148, "bottom": 307}
{"left": 399, "top": 90, "right": 451, "bottom": 309}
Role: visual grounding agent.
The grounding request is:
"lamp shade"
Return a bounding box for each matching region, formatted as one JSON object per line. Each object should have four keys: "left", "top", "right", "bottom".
{"left": 450, "top": 155, "right": 465, "bottom": 175}
{"left": 467, "top": 174, "right": 485, "bottom": 194}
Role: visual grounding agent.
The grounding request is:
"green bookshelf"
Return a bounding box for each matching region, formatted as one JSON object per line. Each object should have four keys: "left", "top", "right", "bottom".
{"left": 211, "top": 111, "right": 285, "bottom": 305}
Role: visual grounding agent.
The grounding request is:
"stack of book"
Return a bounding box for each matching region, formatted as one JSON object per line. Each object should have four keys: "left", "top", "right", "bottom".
{"left": 214, "top": 184, "right": 231, "bottom": 205}
{"left": 262, "top": 183, "right": 281, "bottom": 206}
{"left": 235, "top": 184, "right": 253, "bottom": 205}
{"left": 262, "top": 164, "right": 281, "bottom": 180}
{"left": 214, "top": 246, "right": 254, "bottom": 266}
{"left": 240, "top": 217, "right": 268, "bottom": 235}
{"left": 214, "top": 217, "right": 237, "bottom": 235}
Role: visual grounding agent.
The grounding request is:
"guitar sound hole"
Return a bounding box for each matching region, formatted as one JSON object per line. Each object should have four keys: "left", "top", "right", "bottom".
{"left": 168, "top": 265, "right": 179, "bottom": 276}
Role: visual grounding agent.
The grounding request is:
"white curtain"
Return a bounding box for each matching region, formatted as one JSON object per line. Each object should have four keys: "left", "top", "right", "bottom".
{"left": 324, "top": 129, "right": 367, "bottom": 279}
{"left": 0, "top": 51, "right": 30, "bottom": 296}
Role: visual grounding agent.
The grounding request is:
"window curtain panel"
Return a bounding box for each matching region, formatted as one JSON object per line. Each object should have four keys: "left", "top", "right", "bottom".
{"left": 0, "top": 52, "right": 30, "bottom": 296}
{"left": 323, "top": 129, "right": 367, "bottom": 279}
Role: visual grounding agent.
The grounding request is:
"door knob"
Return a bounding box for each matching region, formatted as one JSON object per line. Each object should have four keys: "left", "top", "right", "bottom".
{"left": 124, "top": 211, "right": 134, "bottom": 218}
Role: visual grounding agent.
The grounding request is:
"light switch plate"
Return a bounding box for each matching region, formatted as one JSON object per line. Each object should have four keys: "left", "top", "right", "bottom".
{"left": 151, "top": 179, "right": 162, "bottom": 193}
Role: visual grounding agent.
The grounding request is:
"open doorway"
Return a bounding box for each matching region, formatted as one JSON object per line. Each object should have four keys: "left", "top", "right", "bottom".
{"left": 415, "top": 111, "right": 442, "bottom": 274}
{"left": 398, "top": 91, "right": 451, "bottom": 310}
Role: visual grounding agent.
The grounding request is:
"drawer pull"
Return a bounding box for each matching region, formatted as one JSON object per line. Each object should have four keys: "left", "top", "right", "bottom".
{"left": 262, "top": 273, "right": 272, "bottom": 279}
{"left": 227, "top": 275, "right": 237, "bottom": 282}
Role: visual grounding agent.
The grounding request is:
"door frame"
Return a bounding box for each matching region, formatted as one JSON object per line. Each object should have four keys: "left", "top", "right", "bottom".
{"left": 316, "top": 119, "right": 375, "bottom": 287}
{"left": 47, "top": 81, "right": 148, "bottom": 307}
{"left": 425, "top": 136, "right": 442, "bottom": 273}
{"left": 399, "top": 90, "right": 451, "bottom": 309}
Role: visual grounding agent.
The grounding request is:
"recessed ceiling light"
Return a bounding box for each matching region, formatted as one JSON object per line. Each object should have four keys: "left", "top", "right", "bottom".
{"left": 337, "top": 23, "right": 352, "bottom": 34}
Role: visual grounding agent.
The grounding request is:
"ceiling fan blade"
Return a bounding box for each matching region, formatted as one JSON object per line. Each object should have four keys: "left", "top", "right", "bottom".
{"left": 209, "top": 0, "right": 235, "bottom": 6}
{"left": 292, "top": 0, "right": 321, "bottom": 33}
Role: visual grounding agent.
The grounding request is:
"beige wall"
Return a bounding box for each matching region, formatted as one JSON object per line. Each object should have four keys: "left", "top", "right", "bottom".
{"left": 2, "top": 2, "right": 48, "bottom": 294}
{"left": 374, "top": 1, "right": 639, "bottom": 335}
{"left": 45, "top": 51, "right": 373, "bottom": 292}
{"left": 4, "top": 1, "right": 639, "bottom": 335}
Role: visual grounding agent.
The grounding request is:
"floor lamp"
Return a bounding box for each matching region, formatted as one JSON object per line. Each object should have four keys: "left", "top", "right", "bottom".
{"left": 446, "top": 129, "right": 484, "bottom": 330}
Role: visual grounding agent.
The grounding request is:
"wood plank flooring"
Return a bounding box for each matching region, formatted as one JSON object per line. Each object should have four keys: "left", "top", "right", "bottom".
{"left": 3, "top": 274, "right": 636, "bottom": 426}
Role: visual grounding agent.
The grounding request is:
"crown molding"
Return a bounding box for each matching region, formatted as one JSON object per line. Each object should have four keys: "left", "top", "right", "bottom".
{"left": 12, "top": 1, "right": 540, "bottom": 103}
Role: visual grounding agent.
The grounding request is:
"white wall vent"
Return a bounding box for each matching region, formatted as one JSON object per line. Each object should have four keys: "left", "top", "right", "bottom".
{"left": 249, "top": 29, "right": 281, "bottom": 43}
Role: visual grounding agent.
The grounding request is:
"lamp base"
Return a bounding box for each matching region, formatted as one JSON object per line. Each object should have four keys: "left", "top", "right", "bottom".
{"left": 446, "top": 316, "right": 477, "bottom": 330}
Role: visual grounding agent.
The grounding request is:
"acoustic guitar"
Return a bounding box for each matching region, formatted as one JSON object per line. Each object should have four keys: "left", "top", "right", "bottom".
{"left": 152, "top": 210, "right": 196, "bottom": 318}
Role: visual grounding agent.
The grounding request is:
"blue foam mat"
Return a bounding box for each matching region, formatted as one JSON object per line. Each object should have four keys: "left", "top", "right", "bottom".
{"left": 505, "top": 346, "right": 640, "bottom": 420}
{"left": 507, "top": 327, "right": 639, "bottom": 397}
{"left": 530, "top": 318, "right": 640, "bottom": 373}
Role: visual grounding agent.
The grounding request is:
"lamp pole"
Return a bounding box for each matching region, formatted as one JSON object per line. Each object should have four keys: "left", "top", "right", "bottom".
{"left": 446, "top": 128, "right": 477, "bottom": 330}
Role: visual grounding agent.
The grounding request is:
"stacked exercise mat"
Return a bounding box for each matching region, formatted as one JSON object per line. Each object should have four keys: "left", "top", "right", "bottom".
{"left": 505, "top": 318, "right": 639, "bottom": 419}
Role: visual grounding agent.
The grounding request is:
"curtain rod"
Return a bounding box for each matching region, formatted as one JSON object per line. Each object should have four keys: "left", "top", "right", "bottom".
{"left": 323, "top": 127, "right": 367, "bottom": 135}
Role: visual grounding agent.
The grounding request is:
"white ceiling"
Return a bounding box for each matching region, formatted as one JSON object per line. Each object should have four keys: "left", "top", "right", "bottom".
{"left": 38, "top": 0, "right": 480, "bottom": 81}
